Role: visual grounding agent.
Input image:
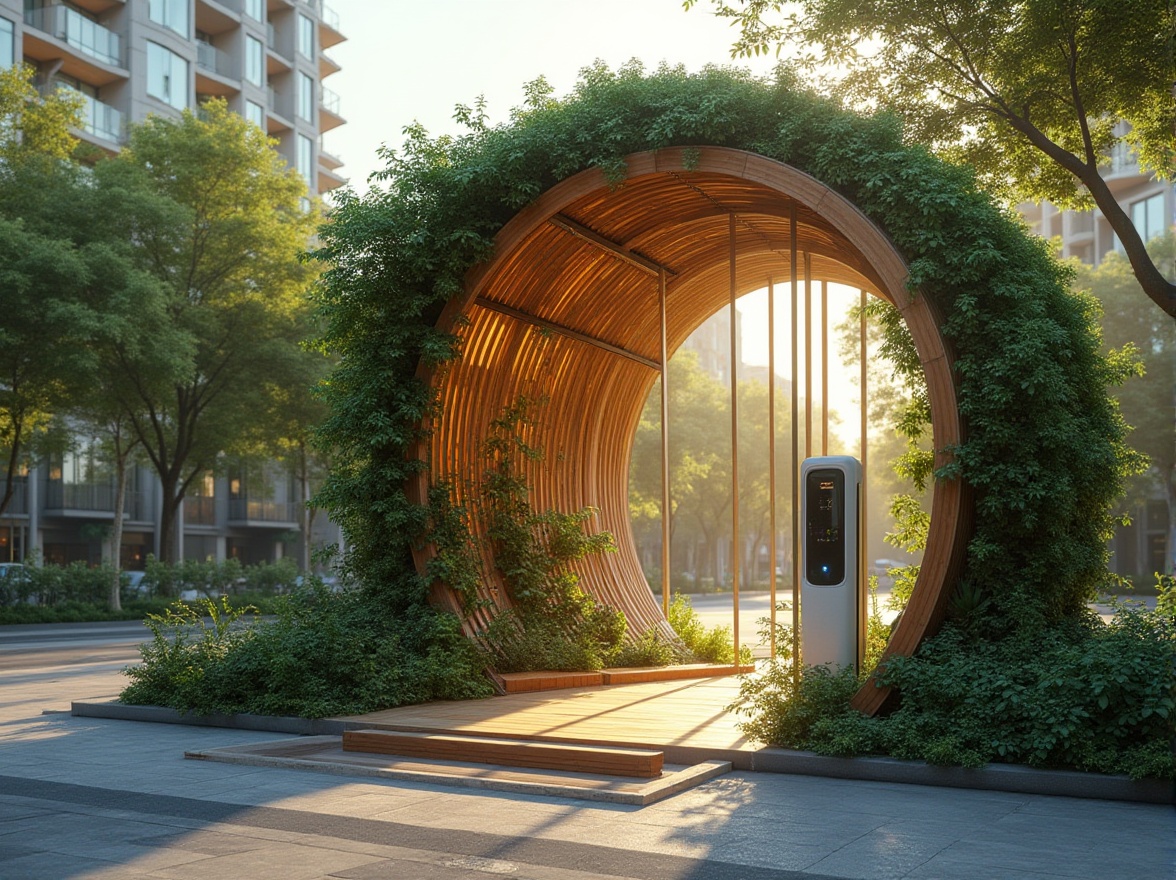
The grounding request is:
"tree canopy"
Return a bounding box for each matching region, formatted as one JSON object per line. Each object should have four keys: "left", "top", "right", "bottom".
{"left": 686, "top": 0, "right": 1176, "bottom": 317}
{"left": 105, "top": 100, "right": 325, "bottom": 560}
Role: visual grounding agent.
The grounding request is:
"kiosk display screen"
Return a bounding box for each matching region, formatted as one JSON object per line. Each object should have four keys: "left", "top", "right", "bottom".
{"left": 805, "top": 468, "right": 845, "bottom": 585}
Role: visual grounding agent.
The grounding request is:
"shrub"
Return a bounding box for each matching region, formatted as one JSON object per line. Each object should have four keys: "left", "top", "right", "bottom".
{"left": 608, "top": 626, "right": 677, "bottom": 668}
{"left": 731, "top": 602, "right": 1176, "bottom": 780}
{"left": 120, "top": 582, "right": 491, "bottom": 718}
{"left": 667, "top": 593, "right": 735, "bottom": 664}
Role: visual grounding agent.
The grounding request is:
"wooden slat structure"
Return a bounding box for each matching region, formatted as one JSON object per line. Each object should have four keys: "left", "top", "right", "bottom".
{"left": 411, "top": 147, "right": 972, "bottom": 715}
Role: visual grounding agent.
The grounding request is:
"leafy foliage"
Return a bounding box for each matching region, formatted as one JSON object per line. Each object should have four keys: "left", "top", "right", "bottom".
{"left": 445, "top": 397, "right": 630, "bottom": 672}
{"left": 732, "top": 605, "right": 1176, "bottom": 779}
{"left": 106, "top": 99, "right": 326, "bottom": 560}
{"left": 120, "top": 583, "right": 490, "bottom": 718}
{"left": 686, "top": 0, "right": 1176, "bottom": 316}
{"left": 667, "top": 593, "right": 735, "bottom": 664}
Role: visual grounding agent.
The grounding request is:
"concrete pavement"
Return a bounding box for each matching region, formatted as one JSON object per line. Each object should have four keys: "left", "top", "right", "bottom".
{"left": 0, "top": 635, "right": 1173, "bottom": 879}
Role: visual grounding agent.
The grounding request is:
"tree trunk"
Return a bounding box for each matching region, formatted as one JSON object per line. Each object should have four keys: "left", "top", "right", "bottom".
{"left": 297, "top": 440, "right": 313, "bottom": 572}
{"left": 109, "top": 453, "right": 127, "bottom": 612}
{"left": 158, "top": 479, "right": 181, "bottom": 564}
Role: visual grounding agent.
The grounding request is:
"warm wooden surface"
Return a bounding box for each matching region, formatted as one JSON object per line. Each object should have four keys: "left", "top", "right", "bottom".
{"left": 342, "top": 729, "right": 664, "bottom": 778}
{"left": 412, "top": 147, "right": 972, "bottom": 717}
{"left": 500, "top": 671, "right": 604, "bottom": 693}
{"left": 336, "top": 676, "right": 755, "bottom": 753}
{"left": 600, "top": 664, "right": 756, "bottom": 685}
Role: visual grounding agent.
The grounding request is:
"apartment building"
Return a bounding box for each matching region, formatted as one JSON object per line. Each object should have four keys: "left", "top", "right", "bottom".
{"left": 2, "top": 0, "right": 346, "bottom": 196}
{"left": 1018, "top": 143, "right": 1173, "bottom": 581}
{"left": 0, "top": 0, "right": 345, "bottom": 570}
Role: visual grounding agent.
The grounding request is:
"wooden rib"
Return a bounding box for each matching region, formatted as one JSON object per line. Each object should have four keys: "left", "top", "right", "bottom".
{"left": 475, "top": 296, "right": 660, "bottom": 371}
{"left": 412, "top": 148, "right": 972, "bottom": 715}
{"left": 550, "top": 213, "right": 675, "bottom": 278}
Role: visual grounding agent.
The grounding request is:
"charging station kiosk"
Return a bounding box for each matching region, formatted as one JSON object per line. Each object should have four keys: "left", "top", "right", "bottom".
{"left": 799, "top": 456, "right": 862, "bottom": 671}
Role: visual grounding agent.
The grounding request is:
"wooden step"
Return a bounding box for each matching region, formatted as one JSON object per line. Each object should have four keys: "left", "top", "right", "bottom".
{"left": 601, "top": 663, "right": 756, "bottom": 685}
{"left": 342, "top": 729, "right": 664, "bottom": 778}
{"left": 499, "top": 670, "right": 604, "bottom": 693}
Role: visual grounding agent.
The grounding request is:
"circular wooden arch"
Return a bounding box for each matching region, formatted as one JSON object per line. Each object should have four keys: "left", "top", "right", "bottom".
{"left": 414, "top": 147, "right": 972, "bottom": 714}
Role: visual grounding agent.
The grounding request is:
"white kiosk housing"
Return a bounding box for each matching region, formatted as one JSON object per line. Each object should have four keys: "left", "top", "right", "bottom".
{"left": 799, "top": 455, "right": 863, "bottom": 670}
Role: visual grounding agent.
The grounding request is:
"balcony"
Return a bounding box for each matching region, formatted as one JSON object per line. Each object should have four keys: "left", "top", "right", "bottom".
{"left": 44, "top": 482, "right": 144, "bottom": 519}
{"left": 39, "top": 82, "right": 124, "bottom": 146}
{"left": 229, "top": 499, "right": 298, "bottom": 525}
{"left": 318, "top": 51, "right": 340, "bottom": 80}
{"left": 75, "top": 89, "right": 123, "bottom": 144}
{"left": 318, "top": 4, "right": 343, "bottom": 49}
{"left": 23, "top": 5, "right": 124, "bottom": 76}
{"left": 266, "top": 84, "right": 293, "bottom": 132}
{"left": 183, "top": 496, "right": 217, "bottom": 526}
{"left": 318, "top": 84, "right": 343, "bottom": 132}
{"left": 196, "top": 41, "right": 239, "bottom": 96}
{"left": 69, "top": 0, "right": 126, "bottom": 12}
{"left": 1, "top": 480, "right": 28, "bottom": 517}
{"left": 195, "top": 0, "right": 242, "bottom": 36}
{"left": 266, "top": 24, "right": 294, "bottom": 75}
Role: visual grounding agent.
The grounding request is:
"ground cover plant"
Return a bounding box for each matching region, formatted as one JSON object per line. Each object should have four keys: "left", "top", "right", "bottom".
{"left": 121, "top": 65, "right": 1170, "bottom": 758}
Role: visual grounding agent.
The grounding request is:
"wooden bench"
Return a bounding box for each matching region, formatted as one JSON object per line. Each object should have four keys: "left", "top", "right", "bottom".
{"left": 342, "top": 729, "right": 664, "bottom": 778}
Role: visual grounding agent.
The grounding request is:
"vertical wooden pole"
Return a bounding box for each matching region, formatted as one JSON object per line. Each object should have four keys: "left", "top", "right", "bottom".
{"left": 790, "top": 206, "right": 800, "bottom": 675}
{"left": 804, "top": 253, "right": 812, "bottom": 460}
{"left": 768, "top": 276, "right": 777, "bottom": 659}
{"left": 821, "top": 280, "right": 829, "bottom": 456}
{"left": 859, "top": 289, "right": 869, "bottom": 665}
{"left": 729, "top": 214, "right": 740, "bottom": 662}
{"left": 659, "top": 269, "right": 671, "bottom": 618}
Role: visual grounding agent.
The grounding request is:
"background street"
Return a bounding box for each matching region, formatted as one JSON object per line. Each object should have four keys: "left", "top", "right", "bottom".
{"left": 0, "top": 619, "right": 1171, "bottom": 879}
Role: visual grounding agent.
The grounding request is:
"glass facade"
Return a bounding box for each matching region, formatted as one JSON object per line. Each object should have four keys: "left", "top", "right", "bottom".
{"left": 146, "top": 41, "right": 188, "bottom": 110}
{"left": 245, "top": 0, "right": 264, "bottom": 22}
{"left": 0, "top": 17, "right": 13, "bottom": 69}
{"left": 1131, "top": 193, "right": 1166, "bottom": 243}
{"left": 149, "top": 0, "right": 189, "bottom": 38}
{"left": 297, "top": 133, "right": 313, "bottom": 186}
{"left": 297, "top": 71, "right": 313, "bottom": 120}
{"left": 245, "top": 99, "right": 265, "bottom": 130}
{"left": 298, "top": 13, "right": 314, "bottom": 57}
{"left": 245, "top": 35, "right": 263, "bottom": 86}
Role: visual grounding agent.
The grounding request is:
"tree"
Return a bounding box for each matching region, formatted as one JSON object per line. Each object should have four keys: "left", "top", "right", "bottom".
{"left": 0, "top": 66, "right": 99, "bottom": 522}
{"left": 248, "top": 311, "right": 334, "bottom": 572}
{"left": 686, "top": 0, "right": 1176, "bottom": 318}
{"left": 104, "top": 100, "right": 320, "bottom": 561}
{"left": 1076, "top": 238, "right": 1176, "bottom": 575}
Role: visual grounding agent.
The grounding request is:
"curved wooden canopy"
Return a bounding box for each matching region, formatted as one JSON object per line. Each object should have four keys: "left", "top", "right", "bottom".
{"left": 413, "top": 147, "right": 972, "bottom": 714}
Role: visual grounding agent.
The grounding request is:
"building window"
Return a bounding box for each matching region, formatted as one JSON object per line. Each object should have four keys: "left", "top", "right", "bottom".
{"left": 245, "top": 99, "right": 265, "bottom": 129}
{"left": 297, "top": 72, "right": 314, "bottom": 120}
{"left": 0, "top": 18, "right": 13, "bottom": 69}
{"left": 149, "top": 0, "right": 189, "bottom": 38}
{"left": 297, "top": 13, "right": 315, "bottom": 57}
{"left": 146, "top": 41, "right": 188, "bottom": 110}
{"left": 297, "top": 133, "right": 313, "bottom": 187}
{"left": 245, "top": 0, "right": 264, "bottom": 22}
{"left": 1131, "top": 193, "right": 1166, "bottom": 244}
{"left": 245, "top": 35, "right": 264, "bottom": 86}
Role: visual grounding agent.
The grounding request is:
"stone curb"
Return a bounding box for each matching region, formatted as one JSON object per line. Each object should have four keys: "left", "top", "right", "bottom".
{"left": 72, "top": 701, "right": 1176, "bottom": 805}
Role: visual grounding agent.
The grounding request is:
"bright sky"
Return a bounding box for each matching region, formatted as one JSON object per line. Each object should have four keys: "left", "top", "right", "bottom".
{"left": 322, "top": 0, "right": 869, "bottom": 446}
{"left": 323, "top": 0, "right": 779, "bottom": 191}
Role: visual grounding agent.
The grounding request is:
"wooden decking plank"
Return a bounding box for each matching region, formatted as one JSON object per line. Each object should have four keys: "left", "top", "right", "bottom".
{"left": 334, "top": 676, "right": 754, "bottom": 753}
{"left": 343, "top": 729, "right": 664, "bottom": 778}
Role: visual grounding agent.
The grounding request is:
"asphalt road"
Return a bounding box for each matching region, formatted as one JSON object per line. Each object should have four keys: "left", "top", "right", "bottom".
{"left": 0, "top": 619, "right": 150, "bottom": 671}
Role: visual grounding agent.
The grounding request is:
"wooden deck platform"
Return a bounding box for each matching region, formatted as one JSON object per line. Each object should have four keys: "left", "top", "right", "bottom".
{"left": 334, "top": 674, "right": 757, "bottom": 766}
